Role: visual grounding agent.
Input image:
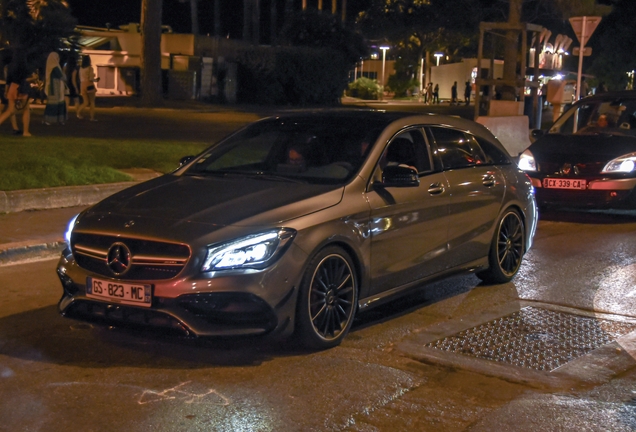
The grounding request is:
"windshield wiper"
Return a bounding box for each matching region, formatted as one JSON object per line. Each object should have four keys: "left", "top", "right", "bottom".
{"left": 242, "top": 172, "right": 308, "bottom": 183}
{"left": 186, "top": 170, "right": 307, "bottom": 183}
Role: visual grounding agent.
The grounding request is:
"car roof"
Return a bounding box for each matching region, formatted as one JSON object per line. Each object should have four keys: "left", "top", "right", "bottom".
{"left": 578, "top": 90, "right": 636, "bottom": 104}
{"left": 263, "top": 109, "right": 499, "bottom": 141}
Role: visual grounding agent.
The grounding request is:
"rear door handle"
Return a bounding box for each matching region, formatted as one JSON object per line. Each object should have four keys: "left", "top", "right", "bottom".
{"left": 482, "top": 173, "right": 496, "bottom": 187}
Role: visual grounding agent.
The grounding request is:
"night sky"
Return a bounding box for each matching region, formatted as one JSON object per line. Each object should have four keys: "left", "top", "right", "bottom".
{"left": 67, "top": 0, "right": 372, "bottom": 40}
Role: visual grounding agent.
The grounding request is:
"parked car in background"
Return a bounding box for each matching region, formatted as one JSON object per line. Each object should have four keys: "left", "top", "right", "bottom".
{"left": 57, "top": 110, "right": 537, "bottom": 349}
{"left": 520, "top": 91, "right": 636, "bottom": 209}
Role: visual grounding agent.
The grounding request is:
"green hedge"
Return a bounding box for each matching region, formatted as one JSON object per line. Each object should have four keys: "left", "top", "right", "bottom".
{"left": 236, "top": 47, "right": 350, "bottom": 106}
{"left": 346, "top": 77, "right": 380, "bottom": 100}
{"left": 387, "top": 75, "right": 420, "bottom": 98}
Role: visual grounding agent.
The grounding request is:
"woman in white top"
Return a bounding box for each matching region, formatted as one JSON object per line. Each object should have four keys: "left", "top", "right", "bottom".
{"left": 77, "top": 55, "right": 99, "bottom": 121}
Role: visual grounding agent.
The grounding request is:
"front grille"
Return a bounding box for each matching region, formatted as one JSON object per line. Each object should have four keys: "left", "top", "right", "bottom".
{"left": 536, "top": 188, "right": 632, "bottom": 207}
{"left": 539, "top": 161, "right": 604, "bottom": 176}
{"left": 178, "top": 292, "right": 277, "bottom": 330}
{"left": 63, "top": 300, "right": 192, "bottom": 336}
{"left": 72, "top": 233, "right": 191, "bottom": 280}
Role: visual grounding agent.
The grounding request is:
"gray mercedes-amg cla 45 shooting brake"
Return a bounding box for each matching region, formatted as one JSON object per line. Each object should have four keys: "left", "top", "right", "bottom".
{"left": 57, "top": 110, "right": 537, "bottom": 349}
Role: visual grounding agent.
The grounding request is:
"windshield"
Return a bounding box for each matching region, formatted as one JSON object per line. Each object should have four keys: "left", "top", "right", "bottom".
{"left": 185, "top": 116, "right": 384, "bottom": 184}
{"left": 549, "top": 98, "right": 636, "bottom": 136}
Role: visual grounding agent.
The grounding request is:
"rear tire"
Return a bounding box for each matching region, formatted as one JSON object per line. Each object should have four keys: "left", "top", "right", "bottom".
{"left": 295, "top": 246, "right": 358, "bottom": 350}
{"left": 477, "top": 209, "right": 525, "bottom": 284}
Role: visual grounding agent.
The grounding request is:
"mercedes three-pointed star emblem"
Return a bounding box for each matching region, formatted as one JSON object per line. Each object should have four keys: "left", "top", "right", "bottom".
{"left": 107, "top": 242, "right": 132, "bottom": 276}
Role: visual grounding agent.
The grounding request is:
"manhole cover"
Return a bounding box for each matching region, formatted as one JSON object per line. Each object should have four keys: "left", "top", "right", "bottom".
{"left": 425, "top": 307, "right": 636, "bottom": 371}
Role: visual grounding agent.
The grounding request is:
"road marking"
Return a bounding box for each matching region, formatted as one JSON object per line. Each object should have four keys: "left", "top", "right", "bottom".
{"left": 138, "top": 381, "right": 231, "bottom": 405}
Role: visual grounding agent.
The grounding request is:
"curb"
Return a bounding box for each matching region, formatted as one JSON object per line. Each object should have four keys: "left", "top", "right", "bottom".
{"left": 0, "top": 170, "right": 161, "bottom": 266}
{"left": 0, "top": 182, "right": 133, "bottom": 265}
{"left": 0, "top": 169, "right": 161, "bottom": 214}
{"left": 0, "top": 238, "right": 65, "bottom": 266}
{"left": 0, "top": 182, "right": 133, "bottom": 214}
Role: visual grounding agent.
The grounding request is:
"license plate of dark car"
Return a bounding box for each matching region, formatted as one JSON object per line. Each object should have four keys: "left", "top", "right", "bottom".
{"left": 86, "top": 277, "right": 152, "bottom": 307}
{"left": 543, "top": 178, "right": 586, "bottom": 190}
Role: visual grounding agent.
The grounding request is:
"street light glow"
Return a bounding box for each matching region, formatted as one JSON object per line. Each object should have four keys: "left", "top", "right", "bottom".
{"left": 434, "top": 52, "right": 444, "bottom": 66}
{"left": 380, "top": 46, "right": 389, "bottom": 100}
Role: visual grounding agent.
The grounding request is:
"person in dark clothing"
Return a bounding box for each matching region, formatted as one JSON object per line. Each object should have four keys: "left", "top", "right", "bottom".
{"left": 597, "top": 82, "right": 607, "bottom": 93}
{"left": 64, "top": 55, "right": 81, "bottom": 115}
{"left": 451, "top": 81, "right": 458, "bottom": 105}
{"left": 0, "top": 54, "right": 32, "bottom": 136}
{"left": 464, "top": 81, "right": 472, "bottom": 105}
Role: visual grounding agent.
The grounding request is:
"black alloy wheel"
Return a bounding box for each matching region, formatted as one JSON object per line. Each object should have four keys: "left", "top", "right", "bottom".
{"left": 478, "top": 209, "right": 525, "bottom": 284}
{"left": 296, "top": 246, "right": 358, "bottom": 349}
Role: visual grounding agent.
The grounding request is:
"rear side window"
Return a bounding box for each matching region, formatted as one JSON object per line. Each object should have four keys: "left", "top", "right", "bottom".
{"left": 473, "top": 136, "right": 511, "bottom": 164}
{"left": 428, "top": 127, "right": 487, "bottom": 170}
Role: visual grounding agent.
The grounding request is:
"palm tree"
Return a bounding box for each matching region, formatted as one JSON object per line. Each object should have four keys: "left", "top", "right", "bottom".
{"left": 0, "top": 0, "right": 76, "bottom": 70}
{"left": 189, "top": 0, "right": 198, "bottom": 35}
{"left": 243, "top": 0, "right": 260, "bottom": 45}
{"left": 140, "top": 0, "right": 163, "bottom": 105}
{"left": 178, "top": 0, "right": 199, "bottom": 34}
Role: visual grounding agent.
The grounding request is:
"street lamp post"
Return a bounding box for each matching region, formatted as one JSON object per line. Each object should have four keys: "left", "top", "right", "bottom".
{"left": 434, "top": 53, "right": 443, "bottom": 66}
{"left": 380, "top": 46, "right": 389, "bottom": 100}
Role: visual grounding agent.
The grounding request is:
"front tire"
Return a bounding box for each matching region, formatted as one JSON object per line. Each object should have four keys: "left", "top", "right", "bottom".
{"left": 295, "top": 246, "right": 358, "bottom": 350}
{"left": 477, "top": 209, "right": 525, "bottom": 284}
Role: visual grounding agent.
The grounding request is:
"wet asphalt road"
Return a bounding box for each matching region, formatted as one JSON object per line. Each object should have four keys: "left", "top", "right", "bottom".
{"left": 1, "top": 210, "right": 636, "bottom": 432}
{"left": 1, "top": 102, "right": 635, "bottom": 431}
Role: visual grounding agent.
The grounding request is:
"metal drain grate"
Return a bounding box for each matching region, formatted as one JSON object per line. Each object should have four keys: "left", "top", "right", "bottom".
{"left": 426, "top": 307, "right": 636, "bottom": 371}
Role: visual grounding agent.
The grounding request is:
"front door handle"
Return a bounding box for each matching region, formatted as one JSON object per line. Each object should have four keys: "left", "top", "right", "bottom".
{"left": 428, "top": 183, "right": 445, "bottom": 195}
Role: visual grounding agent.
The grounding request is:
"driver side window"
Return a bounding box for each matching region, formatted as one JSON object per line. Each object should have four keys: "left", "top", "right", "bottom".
{"left": 381, "top": 129, "right": 432, "bottom": 172}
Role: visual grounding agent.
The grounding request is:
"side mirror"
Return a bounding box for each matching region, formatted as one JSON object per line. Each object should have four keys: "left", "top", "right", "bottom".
{"left": 377, "top": 165, "right": 420, "bottom": 188}
{"left": 179, "top": 155, "right": 195, "bottom": 166}
{"left": 531, "top": 129, "right": 545, "bottom": 139}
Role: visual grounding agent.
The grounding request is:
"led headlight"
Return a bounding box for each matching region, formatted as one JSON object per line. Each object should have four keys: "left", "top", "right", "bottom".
{"left": 64, "top": 214, "right": 79, "bottom": 246}
{"left": 601, "top": 153, "right": 636, "bottom": 174}
{"left": 202, "top": 228, "right": 296, "bottom": 272}
{"left": 518, "top": 149, "right": 537, "bottom": 172}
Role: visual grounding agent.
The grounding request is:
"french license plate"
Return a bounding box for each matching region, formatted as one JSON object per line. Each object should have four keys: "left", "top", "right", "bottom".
{"left": 543, "top": 178, "right": 586, "bottom": 190}
{"left": 86, "top": 277, "right": 152, "bottom": 307}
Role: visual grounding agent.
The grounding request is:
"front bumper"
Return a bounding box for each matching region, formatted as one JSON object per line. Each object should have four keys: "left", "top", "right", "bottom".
{"left": 529, "top": 176, "right": 636, "bottom": 208}
{"left": 56, "top": 245, "right": 307, "bottom": 339}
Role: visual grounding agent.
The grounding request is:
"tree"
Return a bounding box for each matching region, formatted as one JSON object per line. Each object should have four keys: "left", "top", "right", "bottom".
{"left": 0, "top": 0, "right": 77, "bottom": 71}
{"left": 280, "top": 9, "right": 367, "bottom": 64}
{"left": 357, "top": 0, "right": 486, "bottom": 90}
{"left": 140, "top": 0, "right": 163, "bottom": 106}
{"left": 588, "top": 0, "right": 635, "bottom": 90}
{"left": 543, "top": 0, "right": 611, "bottom": 17}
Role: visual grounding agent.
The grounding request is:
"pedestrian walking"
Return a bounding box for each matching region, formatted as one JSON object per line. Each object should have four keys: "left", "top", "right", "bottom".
{"left": 0, "top": 53, "right": 32, "bottom": 136}
{"left": 596, "top": 81, "right": 607, "bottom": 94}
{"left": 0, "top": 50, "right": 21, "bottom": 134}
{"left": 451, "top": 81, "right": 458, "bottom": 105}
{"left": 464, "top": 81, "right": 472, "bottom": 105}
{"left": 579, "top": 77, "right": 589, "bottom": 99}
{"left": 426, "top": 82, "right": 433, "bottom": 105}
{"left": 43, "top": 52, "right": 67, "bottom": 125}
{"left": 433, "top": 83, "right": 439, "bottom": 104}
{"left": 64, "top": 54, "right": 81, "bottom": 115}
{"left": 77, "top": 55, "right": 99, "bottom": 121}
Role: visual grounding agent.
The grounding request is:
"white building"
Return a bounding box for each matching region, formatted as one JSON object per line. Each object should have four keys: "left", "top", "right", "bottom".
{"left": 430, "top": 58, "right": 504, "bottom": 101}
{"left": 78, "top": 24, "right": 245, "bottom": 101}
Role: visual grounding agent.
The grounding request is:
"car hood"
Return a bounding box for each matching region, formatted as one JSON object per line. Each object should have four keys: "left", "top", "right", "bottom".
{"left": 85, "top": 174, "right": 344, "bottom": 230}
{"left": 531, "top": 133, "right": 636, "bottom": 163}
